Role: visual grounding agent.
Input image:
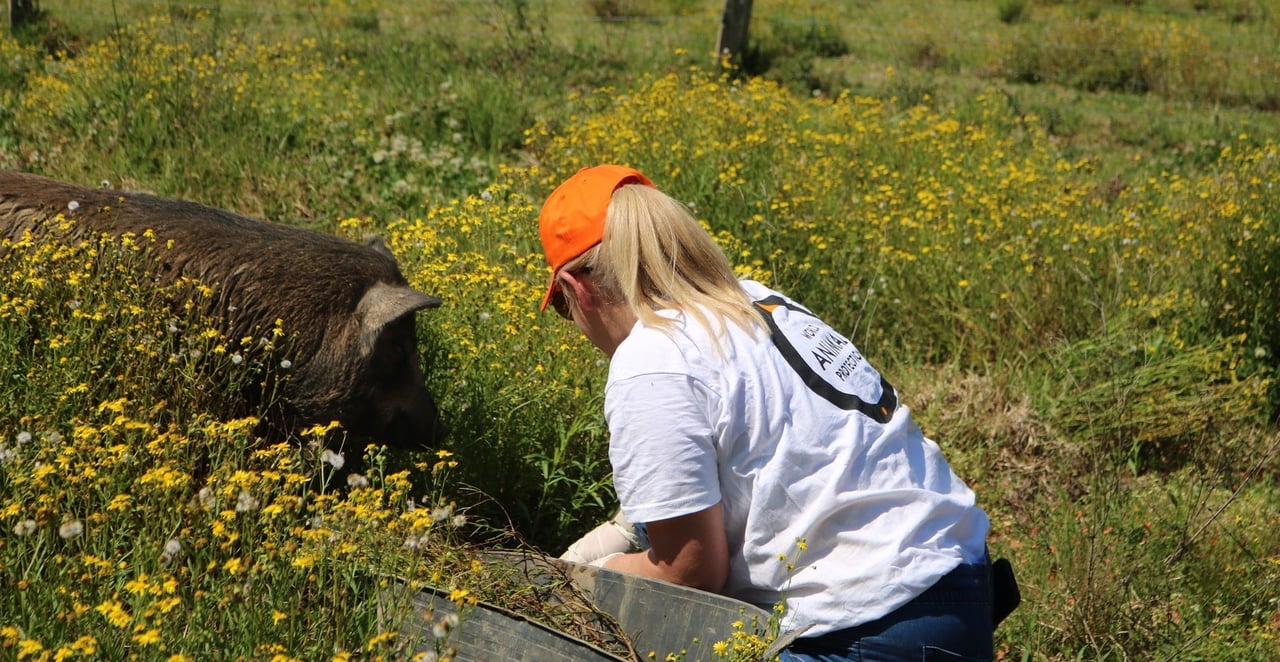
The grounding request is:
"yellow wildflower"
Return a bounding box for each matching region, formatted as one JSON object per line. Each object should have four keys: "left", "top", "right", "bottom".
{"left": 133, "top": 629, "right": 162, "bottom": 646}
{"left": 95, "top": 599, "right": 132, "bottom": 628}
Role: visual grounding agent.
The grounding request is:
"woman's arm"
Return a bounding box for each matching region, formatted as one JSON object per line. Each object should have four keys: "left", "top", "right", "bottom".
{"left": 601, "top": 502, "right": 728, "bottom": 593}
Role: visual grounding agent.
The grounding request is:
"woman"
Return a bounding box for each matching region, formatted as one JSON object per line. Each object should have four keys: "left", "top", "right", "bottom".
{"left": 539, "top": 165, "right": 995, "bottom": 662}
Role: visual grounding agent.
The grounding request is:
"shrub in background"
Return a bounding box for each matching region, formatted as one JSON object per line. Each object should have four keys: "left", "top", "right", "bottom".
{"left": 997, "top": 11, "right": 1230, "bottom": 101}
{"left": 741, "top": 14, "right": 850, "bottom": 96}
{"left": 998, "top": 0, "right": 1030, "bottom": 24}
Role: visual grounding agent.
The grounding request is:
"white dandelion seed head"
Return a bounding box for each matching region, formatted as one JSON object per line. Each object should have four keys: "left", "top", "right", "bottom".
{"left": 16, "top": 431, "right": 31, "bottom": 445}
{"left": 46, "top": 431, "right": 63, "bottom": 445}
{"left": 432, "top": 620, "right": 450, "bottom": 639}
{"left": 321, "top": 449, "right": 345, "bottom": 470}
{"left": 59, "top": 519, "right": 84, "bottom": 540}
{"left": 403, "top": 536, "right": 420, "bottom": 551}
{"left": 480, "top": 190, "right": 493, "bottom": 202}
{"left": 280, "top": 359, "right": 292, "bottom": 370}
{"left": 478, "top": 312, "right": 491, "bottom": 321}
{"left": 231, "top": 353, "right": 243, "bottom": 365}
{"left": 13, "top": 519, "right": 37, "bottom": 537}
{"left": 67, "top": 300, "right": 81, "bottom": 310}
{"left": 451, "top": 514, "right": 467, "bottom": 528}
{"left": 430, "top": 505, "right": 453, "bottom": 523}
{"left": 346, "top": 473, "right": 369, "bottom": 489}
{"left": 67, "top": 200, "right": 80, "bottom": 211}
{"left": 197, "top": 486, "right": 216, "bottom": 510}
{"left": 0, "top": 445, "right": 16, "bottom": 466}
{"left": 235, "top": 490, "right": 259, "bottom": 513}
{"left": 161, "top": 538, "right": 183, "bottom": 562}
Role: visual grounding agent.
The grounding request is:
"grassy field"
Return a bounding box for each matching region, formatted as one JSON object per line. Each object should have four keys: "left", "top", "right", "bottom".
{"left": 2, "top": 0, "right": 1279, "bottom": 659}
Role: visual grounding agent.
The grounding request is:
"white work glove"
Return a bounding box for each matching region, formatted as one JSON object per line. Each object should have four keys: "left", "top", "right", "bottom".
{"left": 558, "top": 511, "right": 649, "bottom": 564}
{"left": 587, "top": 552, "right": 624, "bottom": 569}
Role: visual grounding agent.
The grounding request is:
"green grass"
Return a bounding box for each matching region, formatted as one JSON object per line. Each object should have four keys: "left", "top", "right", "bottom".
{"left": 2, "top": 1, "right": 1279, "bottom": 660}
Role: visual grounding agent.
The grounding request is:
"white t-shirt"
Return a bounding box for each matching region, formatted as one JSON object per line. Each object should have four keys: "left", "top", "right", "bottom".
{"left": 604, "top": 280, "right": 990, "bottom": 638}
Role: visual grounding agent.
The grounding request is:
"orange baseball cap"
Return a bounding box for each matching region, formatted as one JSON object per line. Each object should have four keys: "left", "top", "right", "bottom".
{"left": 538, "top": 165, "right": 655, "bottom": 310}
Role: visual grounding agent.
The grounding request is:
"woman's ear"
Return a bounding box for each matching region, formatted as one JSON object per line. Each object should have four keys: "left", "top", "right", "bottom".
{"left": 558, "top": 269, "right": 598, "bottom": 312}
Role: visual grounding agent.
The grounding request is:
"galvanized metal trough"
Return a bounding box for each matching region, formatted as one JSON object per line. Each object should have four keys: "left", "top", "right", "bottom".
{"left": 380, "top": 550, "right": 776, "bottom": 662}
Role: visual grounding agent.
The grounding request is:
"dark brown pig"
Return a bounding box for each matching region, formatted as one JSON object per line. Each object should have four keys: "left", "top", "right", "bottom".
{"left": 0, "top": 169, "right": 446, "bottom": 450}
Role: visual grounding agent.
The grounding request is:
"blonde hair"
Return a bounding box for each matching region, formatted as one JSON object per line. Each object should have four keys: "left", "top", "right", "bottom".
{"left": 563, "top": 183, "right": 762, "bottom": 340}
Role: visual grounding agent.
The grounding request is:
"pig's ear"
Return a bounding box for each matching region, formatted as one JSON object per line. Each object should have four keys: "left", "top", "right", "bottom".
{"left": 356, "top": 282, "right": 443, "bottom": 355}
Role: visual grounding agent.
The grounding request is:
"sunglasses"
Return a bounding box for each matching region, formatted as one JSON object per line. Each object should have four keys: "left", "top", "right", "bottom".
{"left": 550, "top": 286, "right": 573, "bottom": 320}
{"left": 549, "top": 267, "right": 591, "bottom": 320}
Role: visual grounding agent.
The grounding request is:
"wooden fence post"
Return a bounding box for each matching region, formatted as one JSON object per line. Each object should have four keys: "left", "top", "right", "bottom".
{"left": 716, "top": 0, "right": 753, "bottom": 66}
{"left": 10, "top": 0, "right": 38, "bottom": 32}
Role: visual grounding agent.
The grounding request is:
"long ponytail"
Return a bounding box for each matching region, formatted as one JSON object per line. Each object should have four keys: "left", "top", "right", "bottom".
{"left": 596, "top": 184, "right": 762, "bottom": 341}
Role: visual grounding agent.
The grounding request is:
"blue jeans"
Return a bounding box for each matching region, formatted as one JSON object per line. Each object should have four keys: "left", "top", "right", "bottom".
{"left": 779, "top": 560, "right": 994, "bottom": 662}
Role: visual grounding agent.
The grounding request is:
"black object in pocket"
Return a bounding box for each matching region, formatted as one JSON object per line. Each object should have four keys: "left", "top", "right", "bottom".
{"left": 992, "top": 557, "right": 1021, "bottom": 626}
